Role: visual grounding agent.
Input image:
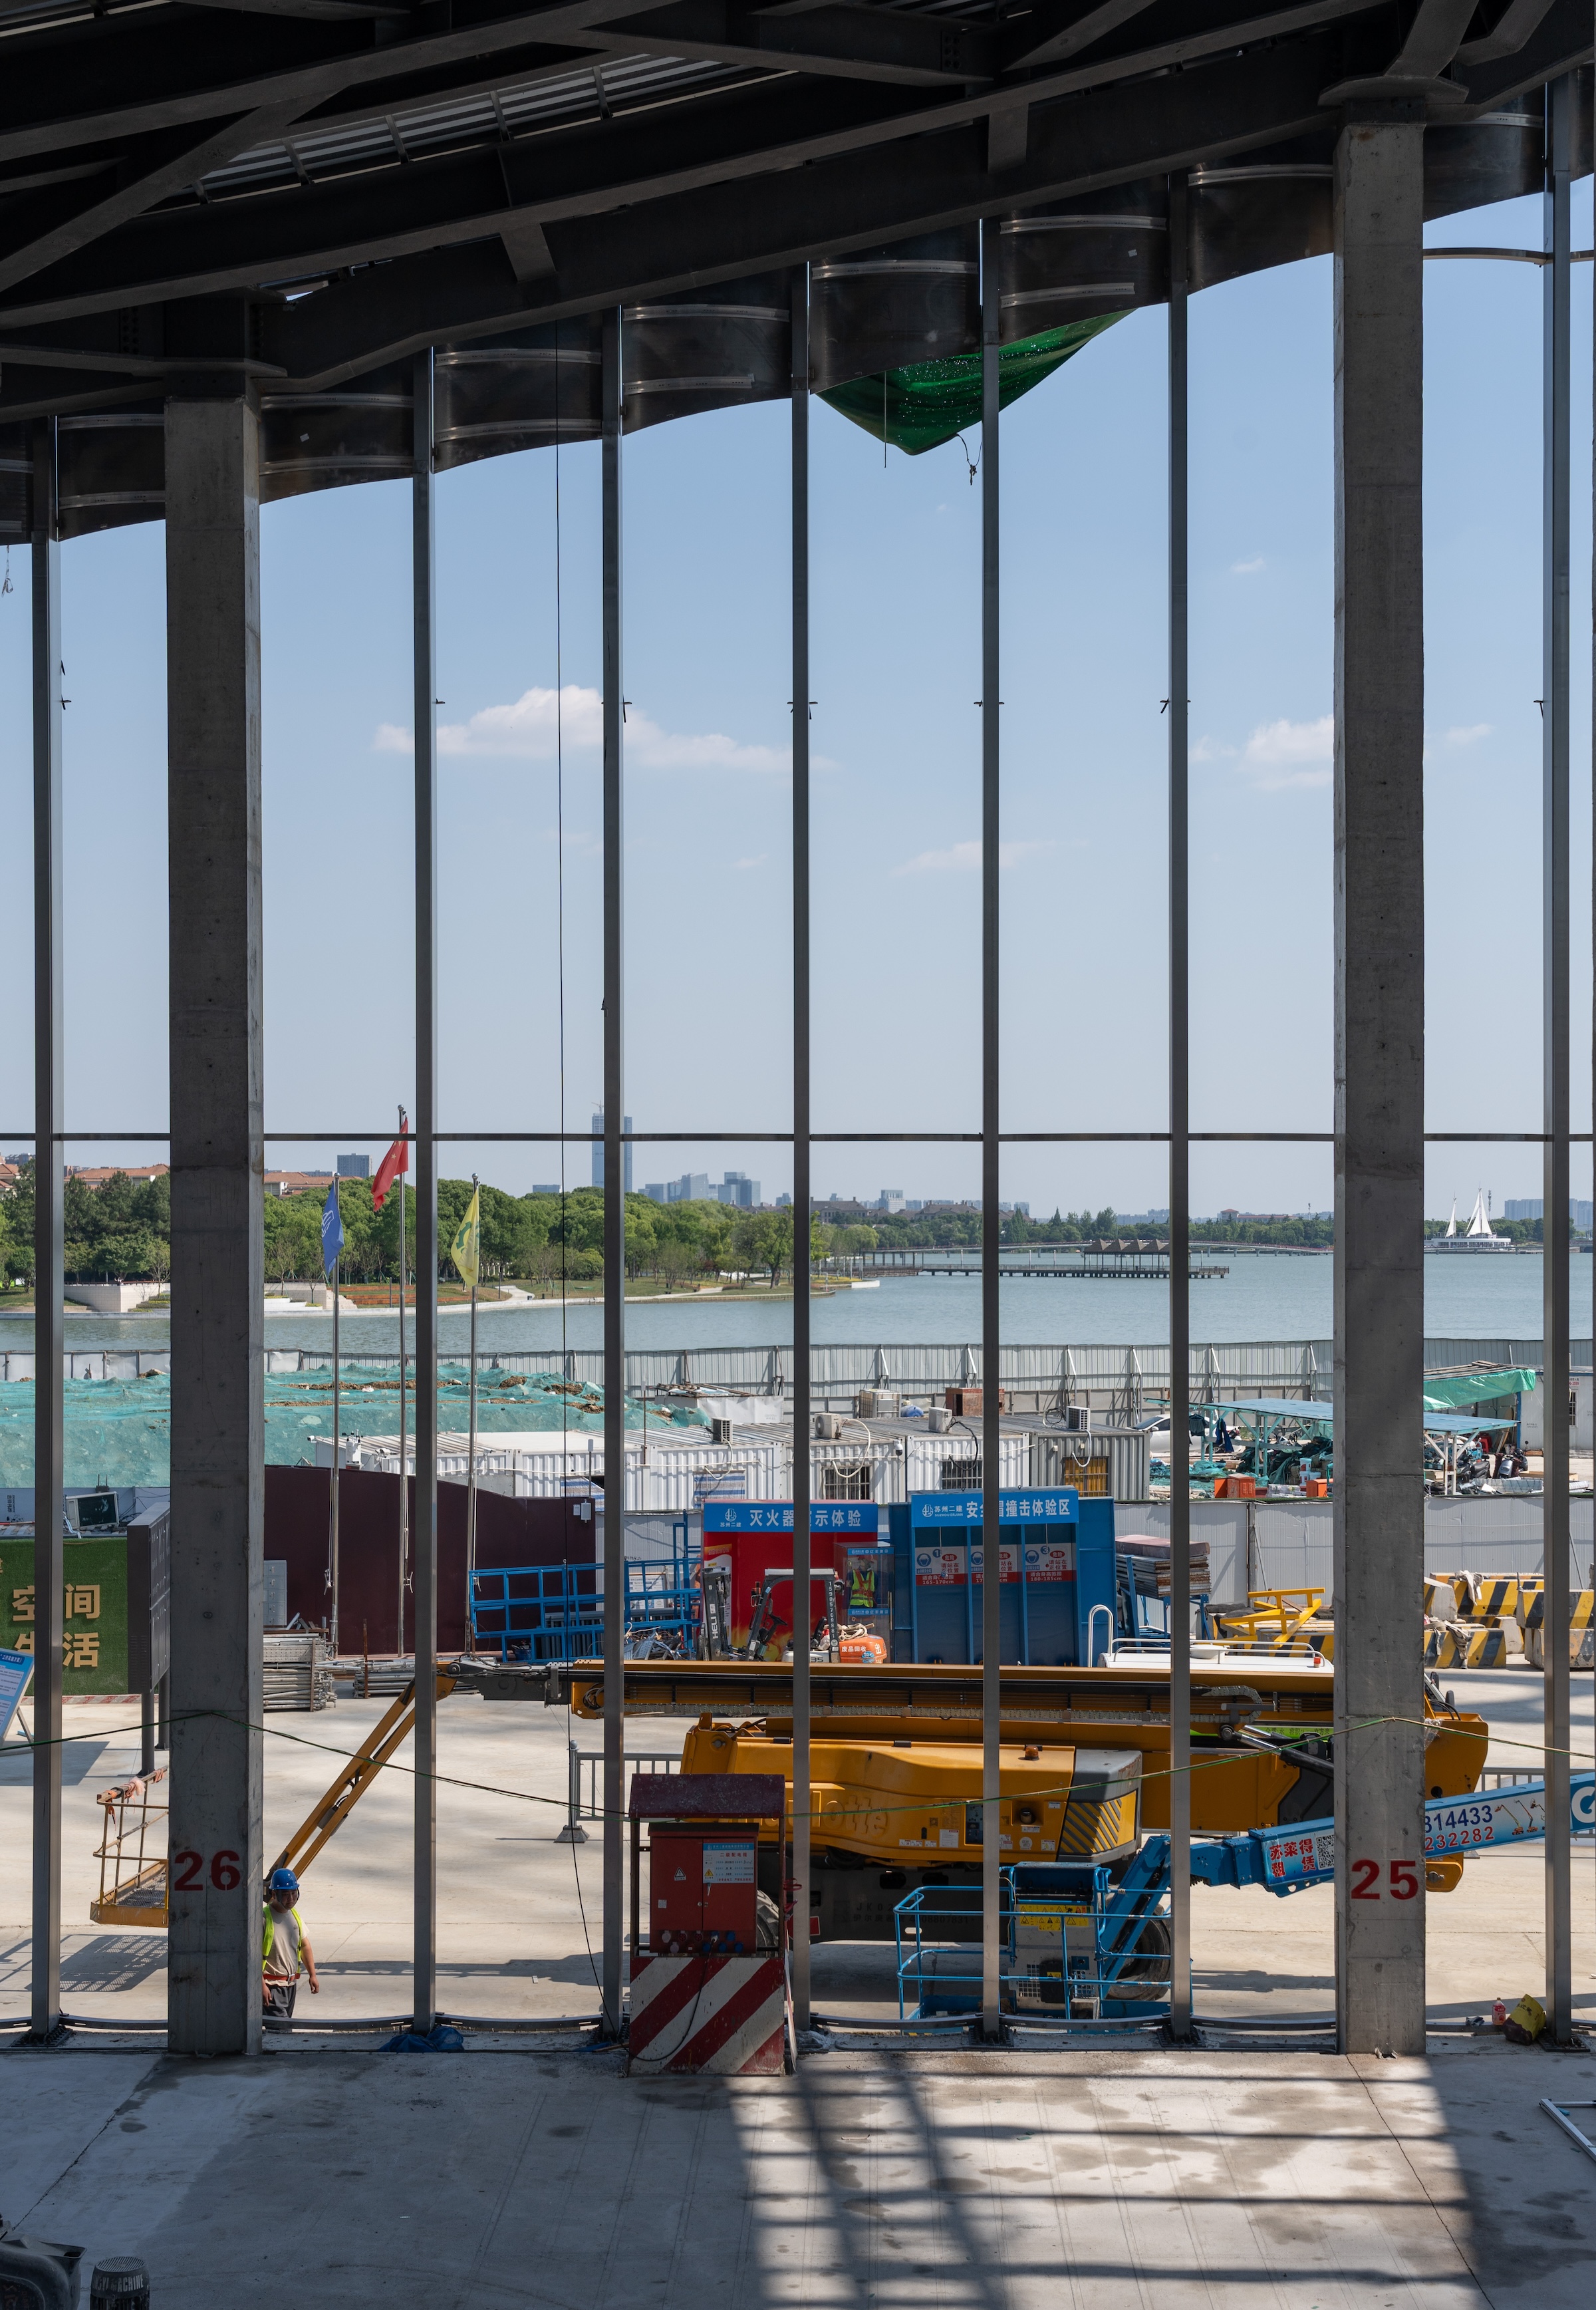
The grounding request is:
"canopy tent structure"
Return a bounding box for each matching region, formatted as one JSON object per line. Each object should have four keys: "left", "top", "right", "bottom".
{"left": 1197, "top": 1395, "right": 1530, "bottom": 1495}
{"left": 1421, "top": 1366, "right": 1537, "bottom": 1411}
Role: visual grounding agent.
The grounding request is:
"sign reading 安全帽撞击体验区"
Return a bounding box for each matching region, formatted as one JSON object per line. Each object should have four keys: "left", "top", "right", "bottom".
{"left": 910, "top": 1489, "right": 1079, "bottom": 1526}
{"left": 0, "top": 1537, "right": 130, "bottom": 1693}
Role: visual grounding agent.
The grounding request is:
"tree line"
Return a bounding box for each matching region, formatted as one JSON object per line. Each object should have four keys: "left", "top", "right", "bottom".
{"left": 22, "top": 1167, "right": 1574, "bottom": 1286}
{"left": 859, "top": 1207, "right": 1339, "bottom": 1249}
{"left": 0, "top": 1163, "right": 849, "bottom": 1287}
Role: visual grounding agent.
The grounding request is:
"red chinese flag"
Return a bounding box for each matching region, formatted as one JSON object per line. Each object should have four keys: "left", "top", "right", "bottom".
{"left": 372, "top": 1120, "right": 410, "bottom": 1210}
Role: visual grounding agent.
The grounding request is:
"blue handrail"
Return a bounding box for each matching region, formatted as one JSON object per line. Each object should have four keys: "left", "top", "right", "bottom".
{"left": 469, "top": 1548, "right": 702, "bottom": 1662}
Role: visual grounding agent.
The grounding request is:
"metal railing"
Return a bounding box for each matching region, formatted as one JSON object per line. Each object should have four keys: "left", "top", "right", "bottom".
{"left": 557, "top": 1742, "right": 682, "bottom": 1844}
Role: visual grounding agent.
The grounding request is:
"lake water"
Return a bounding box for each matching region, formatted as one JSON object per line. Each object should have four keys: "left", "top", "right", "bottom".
{"left": 3, "top": 1248, "right": 1588, "bottom": 1358}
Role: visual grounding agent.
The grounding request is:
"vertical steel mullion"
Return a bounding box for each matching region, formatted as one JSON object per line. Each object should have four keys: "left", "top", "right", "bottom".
{"left": 790, "top": 264, "right": 813, "bottom": 2035}
{"left": 1542, "top": 72, "right": 1572, "bottom": 2045}
{"left": 31, "top": 416, "right": 63, "bottom": 2046}
{"left": 412, "top": 346, "right": 440, "bottom": 2041}
{"left": 1166, "top": 171, "right": 1192, "bottom": 2043}
{"left": 601, "top": 305, "right": 626, "bottom": 2039}
{"left": 980, "top": 215, "right": 1002, "bottom": 2043}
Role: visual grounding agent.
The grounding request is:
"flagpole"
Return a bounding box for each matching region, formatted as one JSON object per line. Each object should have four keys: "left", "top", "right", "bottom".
{"left": 466, "top": 1172, "right": 479, "bottom": 1653}
{"left": 397, "top": 1102, "right": 409, "bottom": 1663}
{"left": 330, "top": 1177, "right": 340, "bottom": 1656}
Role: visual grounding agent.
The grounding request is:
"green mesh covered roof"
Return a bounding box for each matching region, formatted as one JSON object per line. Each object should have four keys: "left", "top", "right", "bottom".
{"left": 0, "top": 1366, "right": 707, "bottom": 1489}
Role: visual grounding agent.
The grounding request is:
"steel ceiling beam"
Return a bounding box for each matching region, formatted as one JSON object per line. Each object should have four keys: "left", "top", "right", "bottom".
{"left": 256, "top": 30, "right": 1339, "bottom": 380}
{"left": 0, "top": 0, "right": 1581, "bottom": 412}
{"left": 183, "top": 0, "right": 411, "bottom": 19}
{"left": 0, "top": 105, "right": 303, "bottom": 297}
{"left": 0, "top": 0, "right": 675, "bottom": 164}
{"left": 0, "top": 0, "right": 1390, "bottom": 330}
{"left": 1387, "top": 0, "right": 1481, "bottom": 75}
{"left": 1001, "top": 0, "right": 1163, "bottom": 72}
{"left": 578, "top": 0, "right": 995, "bottom": 84}
{"left": 1458, "top": 0, "right": 1561, "bottom": 62}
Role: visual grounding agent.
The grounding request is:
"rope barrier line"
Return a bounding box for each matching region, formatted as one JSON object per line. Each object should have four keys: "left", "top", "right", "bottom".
{"left": 13, "top": 1707, "right": 1588, "bottom": 1829}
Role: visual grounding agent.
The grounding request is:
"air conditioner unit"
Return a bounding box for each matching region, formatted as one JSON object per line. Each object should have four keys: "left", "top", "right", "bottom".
{"left": 1063, "top": 1405, "right": 1091, "bottom": 1433}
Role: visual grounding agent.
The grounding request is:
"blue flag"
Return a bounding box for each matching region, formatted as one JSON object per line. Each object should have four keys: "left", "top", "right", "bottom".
{"left": 321, "top": 1180, "right": 344, "bottom": 1278}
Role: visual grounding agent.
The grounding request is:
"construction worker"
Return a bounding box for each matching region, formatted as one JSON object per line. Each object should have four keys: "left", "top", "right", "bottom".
{"left": 261, "top": 1866, "right": 319, "bottom": 2021}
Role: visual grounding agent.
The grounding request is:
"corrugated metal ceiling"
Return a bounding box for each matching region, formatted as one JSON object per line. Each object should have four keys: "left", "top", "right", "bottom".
{"left": 191, "top": 54, "right": 763, "bottom": 208}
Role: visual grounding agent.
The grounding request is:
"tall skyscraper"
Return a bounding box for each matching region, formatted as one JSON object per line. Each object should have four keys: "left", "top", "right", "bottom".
{"left": 592, "top": 1111, "right": 633, "bottom": 1193}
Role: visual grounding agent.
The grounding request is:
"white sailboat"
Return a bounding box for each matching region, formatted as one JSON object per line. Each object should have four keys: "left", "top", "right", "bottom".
{"left": 1428, "top": 1187, "right": 1514, "bottom": 1252}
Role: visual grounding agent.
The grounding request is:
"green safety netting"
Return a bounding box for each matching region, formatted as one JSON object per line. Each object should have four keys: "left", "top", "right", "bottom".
{"left": 821, "top": 312, "right": 1125, "bottom": 456}
{"left": 1420, "top": 1368, "right": 1536, "bottom": 1413}
{"left": 0, "top": 1365, "right": 708, "bottom": 1489}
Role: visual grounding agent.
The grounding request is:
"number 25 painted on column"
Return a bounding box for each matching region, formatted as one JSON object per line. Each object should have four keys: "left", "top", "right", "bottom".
{"left": 172, "top": 1850, "right": 242, "bottom": 1892}
{"left": 1350, "top": 1858, "right": 1418, "bottom": 1899}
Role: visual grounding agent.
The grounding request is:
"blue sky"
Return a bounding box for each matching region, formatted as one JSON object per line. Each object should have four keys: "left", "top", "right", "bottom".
{"left": 1, "top": 182, "right": 1591, "bottom": 1223}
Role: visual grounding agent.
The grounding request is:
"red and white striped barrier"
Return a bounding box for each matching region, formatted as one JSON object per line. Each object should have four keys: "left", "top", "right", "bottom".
{"left": 627, "top": 1953, "right": 789, "bottom": 2076}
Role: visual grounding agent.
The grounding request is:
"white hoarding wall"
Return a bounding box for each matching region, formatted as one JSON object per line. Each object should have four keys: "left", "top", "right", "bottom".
{"left": 1132, "top": 1497, "right": 1593, "bottom": 1606}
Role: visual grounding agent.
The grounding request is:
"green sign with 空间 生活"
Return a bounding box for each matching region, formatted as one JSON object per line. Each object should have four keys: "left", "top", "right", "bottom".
{"left": 0, "top": 1537, "right": 129, "bottom": 1694}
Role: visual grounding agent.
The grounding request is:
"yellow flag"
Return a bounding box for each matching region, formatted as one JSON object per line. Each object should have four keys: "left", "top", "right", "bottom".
{"left": 450, "top": 1185, "right": 481, "bottom": 1291}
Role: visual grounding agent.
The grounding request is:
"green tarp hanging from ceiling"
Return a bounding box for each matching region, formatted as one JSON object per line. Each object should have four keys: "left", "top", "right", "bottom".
{"left": 1420, "top": 1368, "right": 1537, "bottom": 1412}
{"left": 820, "top": 311, "right": 1126, "bottom": 457}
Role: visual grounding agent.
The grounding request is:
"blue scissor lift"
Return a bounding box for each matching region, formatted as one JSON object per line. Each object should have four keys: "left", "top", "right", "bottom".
{"left": 896, "top": 1773, "right": 1595, "bottom": 2021}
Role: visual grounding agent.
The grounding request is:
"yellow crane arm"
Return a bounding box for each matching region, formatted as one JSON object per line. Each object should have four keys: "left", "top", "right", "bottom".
{"left": 271, "top": 1671, "right": 456, "bottom": 1878}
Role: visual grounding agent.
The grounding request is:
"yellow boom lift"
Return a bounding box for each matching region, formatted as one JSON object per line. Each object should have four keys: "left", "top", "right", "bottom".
{"left": 92, "top": 1671, "right": 458, "bottom": 1930}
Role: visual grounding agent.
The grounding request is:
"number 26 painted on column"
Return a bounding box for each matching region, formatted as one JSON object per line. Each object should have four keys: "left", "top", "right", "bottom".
{"left": 172, "top": 1850, "right": 242, "bottom": 1892}
{"left": 1350, "top": 1858, "right": 1419, "bottom": 1900}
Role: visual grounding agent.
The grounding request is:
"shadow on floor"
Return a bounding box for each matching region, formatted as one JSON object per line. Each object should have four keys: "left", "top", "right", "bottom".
{"left": 315, "top": 1953, "right": 606, "bottom": 1987}
{"left": 0, "top": 1739, "right": 108, "bottom": 1788}
{"left": 60, "top": 1934, "right": 168, "bottom": 1991}
{"left": 1408, "top": 2045, "right": 1596, "bottom": 2304}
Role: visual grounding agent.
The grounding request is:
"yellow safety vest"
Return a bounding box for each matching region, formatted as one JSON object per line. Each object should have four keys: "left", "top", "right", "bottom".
{"left": 261, "top": 1903, "right": 303, "bottom": 1971}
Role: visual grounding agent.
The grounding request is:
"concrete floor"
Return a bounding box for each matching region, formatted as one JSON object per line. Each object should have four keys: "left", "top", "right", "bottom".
{"left": 3, "top": 2038, "right": 1596, "bottom": 2307}
{"left": 1, "top": 1667, "right": 1590, "bottom": 2031}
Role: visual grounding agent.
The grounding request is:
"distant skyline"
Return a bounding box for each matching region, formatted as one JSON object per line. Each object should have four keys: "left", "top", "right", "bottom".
{"left": 1, "top": 188, "right": 1590, "bottom": 1223}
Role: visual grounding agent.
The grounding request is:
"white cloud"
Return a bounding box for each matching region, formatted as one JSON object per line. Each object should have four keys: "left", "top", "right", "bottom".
{"left": 1230, "top": 555, "right": 1265, "bottom": 575}
{"left": 1190, "top": 735, "right": 1236, "bottom": 764}
{"left": 735, "top": 854, "right": 767, "bottom": 871}
{"left": 892, "top": 839, "right": 1053, "bottom": 877}
{"left": 1442, "top": 722, "right": 1492, "bottom": 747}
{"left": 1240, "top": 714, "right": 1333, "bottom": 791}
{"left": 374, "top": 684, "right": 789, "bottom": 774}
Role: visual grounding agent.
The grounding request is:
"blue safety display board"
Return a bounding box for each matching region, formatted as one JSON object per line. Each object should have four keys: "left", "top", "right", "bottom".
{"left": 892, "top": 1491, "right": 1114, "bottom": 1667}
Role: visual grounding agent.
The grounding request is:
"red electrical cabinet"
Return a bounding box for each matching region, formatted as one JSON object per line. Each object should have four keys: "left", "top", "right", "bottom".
{"left": 649, "top": 1828, "right": 759, "bottom": 1955}
{"left": 628, "top": 1772, "right": 792, "bottom": 2077}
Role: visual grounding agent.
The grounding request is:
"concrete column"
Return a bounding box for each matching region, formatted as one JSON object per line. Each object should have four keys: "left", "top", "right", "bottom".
{"left": 1166, "top": 173, "right": 1192, "bottom": 2042}
{"left": 789, "top": 263, "right": 813, "bottom": 2035}
{"left": 1331, "top": 108, "right": 1427, "bottom": 2058}
{"left": 412, "top": 348, "right": 440, "bottom": 2039}
{"left": 31, "top": 417, "right": 64, "bottom": 2044}
{"left": 1541, "top": 72, "right": 1573, "bottom": 2041}
{"left": 979, "top": 216, "right": 1002, "bottom": 2042}
{"left": 600, "top": 307, "right": 626, "bottom": 2039}
{"left": 165, "top": 388, "right": 265, "bottom": 2059}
